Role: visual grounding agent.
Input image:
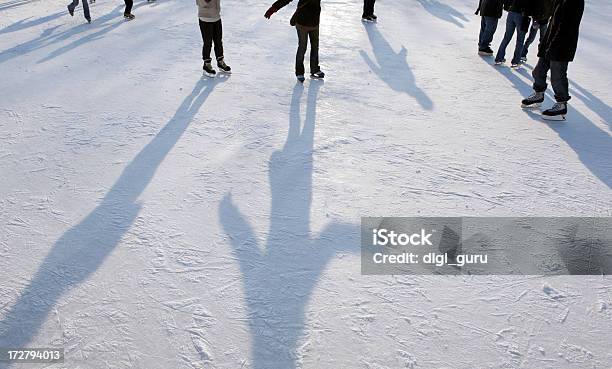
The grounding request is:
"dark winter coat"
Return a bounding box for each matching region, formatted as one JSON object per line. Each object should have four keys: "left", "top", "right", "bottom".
{"left": 525, "top": 0, "right": 554, "bottom": 23}
{"left": 538, "top": 0, "right": 584, "bottom": 62}
{"left": 475, "top": 0, "right": 504, "bottom": 18}
{"left": 272, "top": 0, "right": 321, "bottom": 27}
{"left": 503, "top": 0, "right": 527, "bottom": 13}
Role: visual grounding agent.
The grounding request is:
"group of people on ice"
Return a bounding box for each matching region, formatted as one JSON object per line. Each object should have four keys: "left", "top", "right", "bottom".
{"left": 66, "top": 0, "right": 156, "bottom": 22}
{"left": 197, "top": 0, "right": 377, "bottom": 81}
{"left": 476, "top": 0, "right": 585, "bottom": 120}
{"left": 67, "top": 0, "right": 584, "bottom": 121}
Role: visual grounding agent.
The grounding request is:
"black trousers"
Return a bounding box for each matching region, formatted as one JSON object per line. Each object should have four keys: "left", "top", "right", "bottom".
{"left": 363, "top": 0, "right": 376, "bottom": 17}
{"left": 296, "top": 26, "right": 319, "bottom": 76}
{"left": 124, "top": 0, "right": 133, "bottom": 14}
{"left": 533, "top": 57, "right": 570, "bottom": 102}
{"left": 199, "top": 19, "right": 224, "bottom": 62}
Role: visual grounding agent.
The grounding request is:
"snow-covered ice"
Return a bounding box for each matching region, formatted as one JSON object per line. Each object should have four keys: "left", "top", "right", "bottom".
{"left": 0, "top": 0, "right": 611, "bottom": 368}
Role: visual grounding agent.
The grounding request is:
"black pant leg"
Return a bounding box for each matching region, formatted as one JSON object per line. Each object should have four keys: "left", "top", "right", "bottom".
{"left": 532, "top": 57, "right": 550, "bottom": 93}
{"left": 308, "top": 28, "right": 320, "bottom": 74}
{"left": 550, "top": 61, "right": 570, "bottom": 102}
{"left": 295, "top": 27, "right": 308, "bottom": 76}
{"left": 213, "top": 20, "right": 224, "bottom": 60}
{"left": 363, "top": 0, "right": 375, "bottom": 17}
{"left": 124, "top": 0, "right": 133, "bottom": 14}
{"left": 199, "top": 20, "right": 214, "bottom": 61}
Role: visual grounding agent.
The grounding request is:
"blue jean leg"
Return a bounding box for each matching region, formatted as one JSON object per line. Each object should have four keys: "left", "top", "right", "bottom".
{"left": 478, "top": 16, "right": 498, "bottom": 49}
{"left": 495, "top": 11, "right": 522, "bottom": 63}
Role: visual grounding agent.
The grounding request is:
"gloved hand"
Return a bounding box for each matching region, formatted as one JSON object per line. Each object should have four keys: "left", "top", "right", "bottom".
{"left": 264, "top": 6, "right": 277, "bottom": 19}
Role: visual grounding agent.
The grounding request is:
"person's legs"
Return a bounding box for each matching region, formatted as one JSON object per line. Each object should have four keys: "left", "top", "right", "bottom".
{"left": 308, "top": 27, "right": 320, "bottom": 74}
{"left": 212, "top": 20, "right": 224, "bottom": 61}
{"left": 495, "top": 12, "right": 517, "bottom": 62}
{"left": 124, "top": 0, "right": 133, "bottom": 15}
{"left": 295, "top": 27, "right": 308, "bottom": 76}
{"left": 480, "top": 16, "right": 498, "bottom": 49}
{"left": 82, "top": 0, "right": 90, "bottom": 20}
{"left": 550, "top": 61, "right": 570, "bottom": 102}
{"left": 67, "top": 0, "right": 79, "bottom": 14}
{"left": 199, "top": 20, "right": 214, "bottom": 62}
{"left": 521, "top": 21, "right": 539, "bottom": 58}
{"left": 363, "top": 0, "right": 375, "bottom": 17}
{"left": 511, "top": 19, "right": 527, "bottom": 64}
{"left": 532, "top": 57, "right": 550, "bottom": 92}
{"left": 478, "top": 16, "right": 486, "bottom": 47}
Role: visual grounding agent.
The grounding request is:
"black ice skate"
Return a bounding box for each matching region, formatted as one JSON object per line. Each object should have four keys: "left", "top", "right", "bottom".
{"left": 124, "top": 13, "right": 135, "bottom": 20}
{"left": 542, "top": 102, "right": 567, "bottom": 121}
{"left": 296, "top": 74, "right": 305, "bottom": 83}
{"left": 217, "top": 58, "right": 231, "bottom": 73}
{"left": 203, "top": 61, "right": 216, "bottom": 78}
{"left": 521, "top": 91, "right": 544, "bottom": 108}
{"left": 478, "top": 47, "right": 494, "bottom": 56}
{"left": 310, "top": 71, "right": 325, "bottom": 79}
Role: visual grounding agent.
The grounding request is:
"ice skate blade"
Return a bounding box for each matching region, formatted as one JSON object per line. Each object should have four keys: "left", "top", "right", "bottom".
{"left": 542, "top": 114, "right": 566, "bottom": 121}
{"left": 202, "top": 72, "right": 216, "bottom": 78}
{"left": 478, "top": 51, "right": 493, "bottom": 56}
{"left": 521, "top": 103, "right": 541, "bottom": 109}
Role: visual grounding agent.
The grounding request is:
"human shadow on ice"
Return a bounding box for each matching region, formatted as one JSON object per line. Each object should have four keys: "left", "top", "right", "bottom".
{"left": 0, "top": 11, "right": 64, "bottom": 35}
{"left": 415, "top": 0, "right": 469, "bottom": 28}
{"left": 488, "top": 62, "right": 612, "bottom": 189}
{"left": 0, "top": 0, "right": 35, "bottom": 12}
{"left": 0, "top": 77, "right": 221, "bottom": 360}
{"left": 219, "top": 82, "right": 359, "bottom": 369}
{"left": 570, "top": 81, "right": 612, "bottom": 132}
{"left": 360, "top": 24, "right": 434, "bottom": 111}
{"left": 0, "top": 2, "right": 148, "bottom": 65}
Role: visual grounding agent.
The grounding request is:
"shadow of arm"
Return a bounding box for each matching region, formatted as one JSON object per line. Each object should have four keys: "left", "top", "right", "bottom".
{"left": 219, "top": 193, "right": 262, "bottom": 262}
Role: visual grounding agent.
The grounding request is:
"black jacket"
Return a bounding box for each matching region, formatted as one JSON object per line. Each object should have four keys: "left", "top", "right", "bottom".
{"left": 475, "top": 0, "right": 504, "bottom": 18}
{"left": 538, "top": 0, "right": 584, "bottom": 62}
{"left": 525, "top": 0, "right": 554, "bottom": 22}
{"left": 503, "top": 0, "right": 528, "bottom": 13}
{"left": 272, "top": 0, "right": 321, "bottom": 27}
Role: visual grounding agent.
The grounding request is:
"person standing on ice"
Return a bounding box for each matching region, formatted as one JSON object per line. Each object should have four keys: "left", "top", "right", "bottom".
{"left": 67, "top": 0, "right": 91, "bottom": 23}
{"left": 264, "top": 0, "right": 325, "bottom": 82}
{"left": 197, "top": 0, "right": 232, "bottom": 77}
{"left": 494, "top": 0, "right": 529, "bottom": 67}
{"left": 362, "top": 0, "right": 377, "bottom": 22}
{"left": 519, "top": 0, "right": 553, "bottom": 63}
{"left": 521, "top": 0, "right": 584, "bottom": 120}
{"left": 475, "top": 0, "right": 504, "bottom": 56}
{"left": 123, "top": 0, "right": 136, "bottom": 20}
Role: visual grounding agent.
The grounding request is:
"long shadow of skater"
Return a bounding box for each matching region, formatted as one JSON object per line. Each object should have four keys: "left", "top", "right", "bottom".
{"left": 0, "top": 0, "right": 37, "bottom": 12}
{"left": 0, "top": 78, "right": 220, "bottom": 360}
{"left": 0, "top": 2, "right": 147, "bottom": 65}
{"left": 219, "top": 82, "right": 359, "bottom": 368}
{"left": 488, "top": 62, "right": 612, "bottom": 189}
{"left": 360, "top": 24, "right": 433, "bottom": 111}
{"left": 0, "top": 11, "right": 64, "bottom": 35}
{"left": 570, "top": 81, "right": 612, "bottom": 131}
{"left": 415, "top": 0, "right": 469, "bottom": 28}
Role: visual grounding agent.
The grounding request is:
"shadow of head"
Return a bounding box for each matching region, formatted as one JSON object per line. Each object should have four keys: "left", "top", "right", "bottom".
{"left": 360, "top": 24, "right": 434, "bottom": 111}
{"left": 415, "top": 0, "right": 469, "bottom": 28}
